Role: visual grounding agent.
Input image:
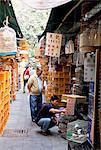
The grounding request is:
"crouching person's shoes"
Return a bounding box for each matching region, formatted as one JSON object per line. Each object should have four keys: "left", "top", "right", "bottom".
{"left": 32, "top": 117, "right": 37, "bottom": 122}
{"left": 41, "top": 131, "right": 48, "bottom": 136}
{"left": 32, "top": 119, "right": 35, "bottom": 122}
{"left": 40, "top": 130, "right": 51, "bottom": 136}
{"left": 46, "top": 130, "right": 51, "bottom": 135}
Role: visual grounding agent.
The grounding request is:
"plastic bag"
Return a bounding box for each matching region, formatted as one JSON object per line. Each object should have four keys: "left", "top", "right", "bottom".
{"left": 24, "top": 75, "right": 29, "bottom": 80}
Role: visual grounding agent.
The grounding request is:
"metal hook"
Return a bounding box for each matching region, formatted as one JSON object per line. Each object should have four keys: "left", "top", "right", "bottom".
{"left": 3, "top": 16, "right": 9, "bottom": 26}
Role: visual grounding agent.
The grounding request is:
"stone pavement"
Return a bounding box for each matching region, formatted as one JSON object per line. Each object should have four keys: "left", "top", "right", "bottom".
{"left": 0, "top": 92, "right": 67, "bottom": 150}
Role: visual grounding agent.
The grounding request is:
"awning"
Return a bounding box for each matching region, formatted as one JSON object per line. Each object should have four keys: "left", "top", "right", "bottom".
{"left": 22, "top": 0, "right": 72, "bottom": 10}
{"left": 40, "top": 0, "right": 99, "bottom": 39}
{"left": 40, "top": 0, "right": 82, "bottom": 40}
{"left": 0, "top": 0, "right": 23, "bottom": 38}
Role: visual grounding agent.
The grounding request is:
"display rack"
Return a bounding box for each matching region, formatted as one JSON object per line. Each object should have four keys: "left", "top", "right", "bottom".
{"left": 46, "top": 66, "right": 71, "bottom": 100}
{"left": 11, "top": 65, "right": 16, "bottom": 100}
{"left": 0, "top": 71, "right": 10, "bottom": 135}
{"left": 94, "top": 49, "right": 101, "bottom": 149}
{"left": 0, "top": 56, "right": 18, "bottom": 101}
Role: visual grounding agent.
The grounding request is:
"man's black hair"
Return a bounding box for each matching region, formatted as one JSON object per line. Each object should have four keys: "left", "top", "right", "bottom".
{"left": 50, "top": 95, "right": 59, "bottom": 101}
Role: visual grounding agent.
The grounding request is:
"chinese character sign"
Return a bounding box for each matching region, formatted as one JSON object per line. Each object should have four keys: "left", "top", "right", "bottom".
{"left": 45, "top": 32, "right": 62, "bottom": 57}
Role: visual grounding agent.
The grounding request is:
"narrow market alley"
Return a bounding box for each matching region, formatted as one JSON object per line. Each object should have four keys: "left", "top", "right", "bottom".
{"left": 0, "top": 91, "right": 67, "bottom": 150}
{"left": 0, "top": 1, "right": 101, "bottom": 149}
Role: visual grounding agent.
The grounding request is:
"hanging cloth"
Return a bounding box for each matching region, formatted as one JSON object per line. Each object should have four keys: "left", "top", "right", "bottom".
{"left": 65, "top": 40, "right": 74, "bottom": 54}
{"left": 39, "top": 36, "right": 46, "bottom": 51}
{"left": 76, "top": 52, "right": 84, "bottom": 67}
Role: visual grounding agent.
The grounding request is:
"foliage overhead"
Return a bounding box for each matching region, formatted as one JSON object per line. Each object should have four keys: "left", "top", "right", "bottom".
{"left": 11, "top": 0, "right": 50, "bottom": 49}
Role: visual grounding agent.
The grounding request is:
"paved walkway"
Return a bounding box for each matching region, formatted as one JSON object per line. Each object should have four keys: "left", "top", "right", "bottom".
{"left": 0, "top": 92, "right": 67, "bottom": 150}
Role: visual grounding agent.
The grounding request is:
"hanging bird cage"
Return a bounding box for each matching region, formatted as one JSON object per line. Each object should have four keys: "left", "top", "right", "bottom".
{"left": 0, "top": 17, "right": 17, "bottom": 55}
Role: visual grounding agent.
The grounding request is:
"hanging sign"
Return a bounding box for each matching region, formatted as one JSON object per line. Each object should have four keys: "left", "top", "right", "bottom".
{"left": 45, "top": 32, "right": 62, "bottom": 57}
{"left": 66, "top": 98, "right": 76, "bottom": 115}
{"left": 84, "top": 53, "right": 95, "bottom": 82}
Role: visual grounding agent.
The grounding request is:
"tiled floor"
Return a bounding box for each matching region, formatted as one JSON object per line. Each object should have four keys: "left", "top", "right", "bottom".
{"left": 0, "top": 92, "right": 67, "bottom": 150}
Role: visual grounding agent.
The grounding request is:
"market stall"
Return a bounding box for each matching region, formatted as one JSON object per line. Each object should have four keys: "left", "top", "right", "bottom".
{"left": 0, "top": 0, "right": 23, "bottom": 135}
{"left": 38, "top": 0, "right": 101, "bottom": 149}
{"left": 0, "top": 71, "right": 10, "bottom": 135}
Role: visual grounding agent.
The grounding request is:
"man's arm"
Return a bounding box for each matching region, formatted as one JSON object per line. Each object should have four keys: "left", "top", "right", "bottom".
{"left": 27, "top": 76, "right": 34, "bottom": 91}
{"left": 49, "top": 108, "right": 67, "bottom": 114}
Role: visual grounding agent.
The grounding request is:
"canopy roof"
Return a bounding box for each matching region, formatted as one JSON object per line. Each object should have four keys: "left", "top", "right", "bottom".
{"left": 0, "top": 0, "right": 23, "bottom": 38}
{"left": 40, "top": 1, "right": 82, "bottom": 39}
{"left": 40, "top": 0, "right": 99, "bottom": 39}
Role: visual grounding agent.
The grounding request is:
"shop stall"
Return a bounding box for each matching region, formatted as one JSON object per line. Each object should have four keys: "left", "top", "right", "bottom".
{"left": 39, "top": 1, "right": 101, "bottom": 149}
{"left": 0, "top": 71, "right": 10, "bottom": 135}
{"left": 0, "top": 0, "right": 23, "bottom": 135}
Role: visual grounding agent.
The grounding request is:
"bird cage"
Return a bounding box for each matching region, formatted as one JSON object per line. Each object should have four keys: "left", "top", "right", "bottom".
{"left": 0, "top": 18, "right": 17, "bottom": 55}
{"left": 79, "top": 28, "right": 95, "bottom": 52}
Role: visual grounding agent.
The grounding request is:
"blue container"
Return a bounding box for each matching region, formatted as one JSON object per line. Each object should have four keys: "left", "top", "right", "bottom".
{"left": 89, "top": 82, "right": 94, "bottom": 94}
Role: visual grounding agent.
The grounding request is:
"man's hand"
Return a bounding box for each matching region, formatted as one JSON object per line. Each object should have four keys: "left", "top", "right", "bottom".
{"left": 61, "top": 108, "right": 67, "bottom": 113}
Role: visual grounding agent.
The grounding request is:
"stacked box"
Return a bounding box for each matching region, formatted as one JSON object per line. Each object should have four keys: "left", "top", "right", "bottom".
{"left": 40, "top": 58, "right": 48, "bottom": 80}
{"left": 40, "top": 60, "right": 71, "bottom": 101}
{"left": 46, "top": 69, "right": 71, "bottom": 101}
{"left": 11, "top": 67, "right": 16, "bottom": 101}
{"left": 15, "top": 63, "right": 19, "bottom": 91}
{"left": 0, "top": 71, "right": 10, "bottom": 135}
{"left": 18, "top": 39, "right": 29, "bottom": 62}
{"left": 18, "top": 39, "right": 29, "bottom": 50}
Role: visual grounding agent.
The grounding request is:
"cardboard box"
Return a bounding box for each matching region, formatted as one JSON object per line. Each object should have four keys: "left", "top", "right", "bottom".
{"left": 61, "top": 94, "right": 86, "bottom": 115}
{"left": 61, "top": 94, "right": 86, "bottom": 103}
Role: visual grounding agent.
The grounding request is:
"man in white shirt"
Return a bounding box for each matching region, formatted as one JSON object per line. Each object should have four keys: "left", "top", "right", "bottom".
{"left": 27, "top": 66, "right": 43, "bottom": 122}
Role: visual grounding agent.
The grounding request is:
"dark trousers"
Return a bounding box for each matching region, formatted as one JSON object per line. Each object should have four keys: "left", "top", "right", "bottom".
{"left": 23, "top": 79, "right": 28, "bottom": 92}
{"left": 29, "top": 94, "right": 42, "bottom": 121}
